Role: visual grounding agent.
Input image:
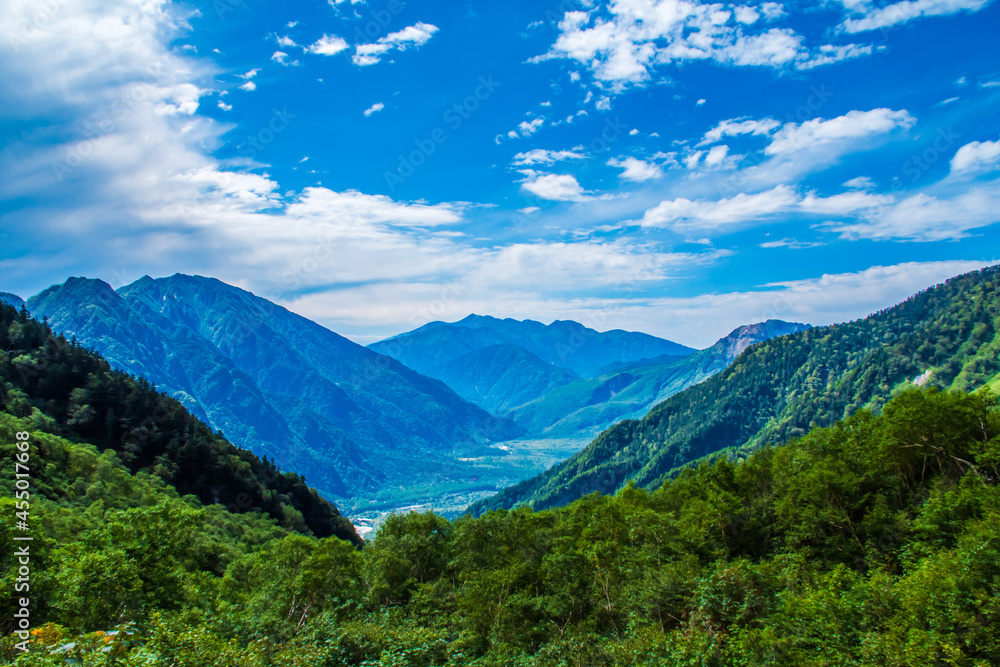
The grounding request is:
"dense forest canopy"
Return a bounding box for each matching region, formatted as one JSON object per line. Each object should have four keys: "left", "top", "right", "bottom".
{"left": 3, "top": 387, "right": 998, "bottom": 665}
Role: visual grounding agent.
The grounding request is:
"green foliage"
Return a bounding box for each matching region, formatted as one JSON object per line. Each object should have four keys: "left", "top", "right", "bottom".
{"left": 4, "top": 368, "right": 1000, "bottom": 663}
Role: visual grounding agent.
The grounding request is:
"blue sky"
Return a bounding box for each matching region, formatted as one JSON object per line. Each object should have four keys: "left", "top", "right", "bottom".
{"left": 1, "top": 0, "right": 999, "bottom": 347}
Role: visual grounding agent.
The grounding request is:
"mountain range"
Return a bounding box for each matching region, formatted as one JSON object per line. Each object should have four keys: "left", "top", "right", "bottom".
{"left": 470, "top": 265, "right": 1000, "bottom": 515}
{"left": 370, "top": 313, "right": 696, "bottom": 379}
{"left": 13, "top": 275, "right": 816, "bottom": 517}
{"left": 369, "top": 316, "right": 807, "bottom": 440}
{"left": 25, "top": 275, "right": 519, "bottom": 508}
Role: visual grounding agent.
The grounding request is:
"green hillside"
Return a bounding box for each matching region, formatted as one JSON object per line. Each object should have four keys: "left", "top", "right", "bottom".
{"left": 0, "top": 301, "right": 359, "bottom": 544}
{"left": 471, "top": 266, "right": 1000, "bottom": 514}
{"left": 3, "top": 388, "right": 998, "bottom": 665}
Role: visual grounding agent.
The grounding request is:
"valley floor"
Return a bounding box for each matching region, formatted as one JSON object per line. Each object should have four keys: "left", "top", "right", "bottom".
{"left": 344, "top": 436, "right": 590, "bottom": 530}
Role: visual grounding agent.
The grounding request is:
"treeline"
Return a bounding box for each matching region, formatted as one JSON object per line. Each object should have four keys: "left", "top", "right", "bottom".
{"left": 0, "top": 302, "right": 358, "bottom": 543}
{"left": 3, "top": 387, "right": 998, "bottom": 665}
{"left": 473, "top": 265, "right": 1000, "bottom": 514}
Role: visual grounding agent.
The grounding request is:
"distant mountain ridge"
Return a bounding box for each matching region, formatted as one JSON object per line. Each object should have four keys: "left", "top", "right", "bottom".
{"left": 471, "top": 265, "right": 1000, "bottom": 515}
{"left": 506, "top": 319, "right": 810, "bottom": 438}
{"left": 369, "top": 314, "right": 697, "bottom": 416}
{"left": 27, "top": 275, "right": 520, "bottom": 507}
{"left": 372, "top": 314, "right": 696, "bottom": 379}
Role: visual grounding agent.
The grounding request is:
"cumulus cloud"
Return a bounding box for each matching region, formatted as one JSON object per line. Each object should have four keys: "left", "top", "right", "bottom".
{"left": 519, "top": 171, "right": 591, "bottom": 201}
{"left": 607, "top": 156, "right": 663, "bottom": 182}
{"left": 308, "top": 34, "right": 349, "bottom": 56}
{"left": 950, "top": 137, "right": 1000, "bottom": 174}
{"left": 363, "top": 102, "right": 385, "bottom": 117}
{"left": 532, "top": 1, "right": 872, "bottom": 86}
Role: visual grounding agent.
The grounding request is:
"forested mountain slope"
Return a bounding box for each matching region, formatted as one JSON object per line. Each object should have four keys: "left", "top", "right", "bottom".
{"left": 507, "top": 320, "right": 808, "bottom": 438}
{"left": 472, "top": 265, "right": 1000, "bottom": 514}
{"left": 0, "top": 301, "right": 359, "bottom": 544}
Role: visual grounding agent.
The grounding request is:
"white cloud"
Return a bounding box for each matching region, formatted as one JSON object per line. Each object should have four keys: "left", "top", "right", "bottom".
{"left": 696, "top": 98, "right": 707, "bottom": 106}
{"left": 276, "top": 35, "right": 298, "bottom": 48}
{"left": 735, "top": 6, "right": 760, "bottom": 24}
{"left": 759, "top": 237, "right": 822, "bottom": 249}
{"left": 519, "top": 171, "right": 590, "bottom": 201}
{"left": 607, "top": 156, "right": 663, "bottom": 182}
{"left": 382, "top": 22, "right": 439, "bottom": 48}
{"left": 701, "top": 117, "right": 779, "bottom": 145}
{"left": 843, "top": 176, "right": 875, "bottom": 189}
{"left": 640, "top": 184, "right": 799, "bottom": 232}
{"left": 950, "top": 137, "right": 1000, "bottom": 174}
{"left": 238, "top": 68, "right": 260, "bottom": 80}
{"left": 639, "top": 183, "right": 892, "bottom": 234}
{"left": 512, "top": 149, "right": 586, "bottom": 166}
{"left": 830, "top": 179, "right": 1000, "bottom": 241}
{"left": 760, "top": 2, "right": 787, "bottom": 20}
{"left": 718, "top": 28, "right": 802, "bottom": 67}
{"left": 766, "top": 108, "right": 916, "bottom": 155}
{"left": 238, "top": 81, "right": 256, "bottom": 92}
{"left": 533, "top": 1, "right": 871, "bottom": 86}
{"left": 798, "top": 190, "right": 894, "bottom": 214}
{"left": 352, "top": 22, "right": 439, "bottom": 66}
{"left": 703, "top": 144, "right": 734, "bottom": 167}
{"left": 217, "top": 100, "right": 232, "bottom": 111}
{"left": 353, "top": 42, "right": 391, "bottom": 66}
{"left": 796, "top": 43, "right": 872, "bottom": 70}
{"left": 308, "top": 34, "right": 349, "bottom": 55}
{"left": 515, "top": 117, "right": 545, "bottom": 137}
{"left": 271, "top": 51, "right": 289, "bottom": 64}
{"left": 840, "top": 0, "right": 990, "bottom": 33}
{"left": 363, "top": 102, "right": 385, "bottom": 117}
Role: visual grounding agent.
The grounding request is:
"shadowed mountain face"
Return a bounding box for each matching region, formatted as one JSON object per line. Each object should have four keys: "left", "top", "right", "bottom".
{"left": 369, "top": 314, "right": 697, "bottom": 415}
{"left": 27, "top": 275, "right": 520, "bottom": 503}
{"left": 470, "top": 266, "right": 1000, "bottom": 516}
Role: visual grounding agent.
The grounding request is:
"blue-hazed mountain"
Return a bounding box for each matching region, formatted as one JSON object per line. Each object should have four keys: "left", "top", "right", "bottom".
{"left": 26, "top": 275, "right": 520, "bottom": 506}
{"left": 434, "top": 344, "right": 579, "bottom": 414}
{"left": 506, "top": 320, "right": 810, "bottom": 438}
{"left": 0, "top": 292, "right": 23, "bottom": 309}
{"left": 368, "top": 314, "right": 697, "bottom": 411}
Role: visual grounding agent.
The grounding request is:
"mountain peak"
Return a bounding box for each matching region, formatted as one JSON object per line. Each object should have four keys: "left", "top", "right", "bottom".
{"left": 0, "top": 292, "right": 24, "bottom": 309}
{"left": 714, "top": 319, "right": 810, "bottom": 358}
